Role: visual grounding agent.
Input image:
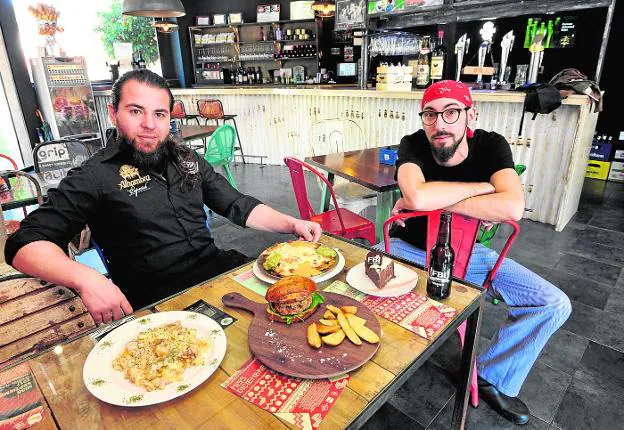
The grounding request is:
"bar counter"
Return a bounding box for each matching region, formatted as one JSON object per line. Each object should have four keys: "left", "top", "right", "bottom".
{"left": 93, "top": 87, "right": 598, "bottom": 231}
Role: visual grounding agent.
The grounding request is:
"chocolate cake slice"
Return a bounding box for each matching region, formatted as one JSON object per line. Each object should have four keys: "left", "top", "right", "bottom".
{"left": 365, "top": 251, "right": 395, "bottom": 289}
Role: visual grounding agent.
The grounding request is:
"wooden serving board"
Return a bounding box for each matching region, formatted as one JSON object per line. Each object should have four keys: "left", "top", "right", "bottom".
{"left": 222, "top": 292, "right": 382, "bottom": 379}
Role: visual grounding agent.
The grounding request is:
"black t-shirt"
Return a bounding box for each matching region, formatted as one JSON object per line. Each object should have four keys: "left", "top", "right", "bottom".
{"left": 393, "top": 129, "right": 514, "bottom": 249}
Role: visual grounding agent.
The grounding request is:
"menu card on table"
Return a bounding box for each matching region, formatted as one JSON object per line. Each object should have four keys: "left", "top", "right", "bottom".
{"left": 323, "top": 281, "right": 457, "bottom": 340}
{"left": 222, "top": 357, "right": 349, "bottom": 430}
{"left": 0, "top": 363, "right": 44, "bottom": 429}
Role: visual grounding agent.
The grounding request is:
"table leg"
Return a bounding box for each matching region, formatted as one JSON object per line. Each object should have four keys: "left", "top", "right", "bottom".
{"left": 451, "top": 295, "right": 484, "bottom": 429}
{"left": 375, "top": 190, "right": 396, "bottom": 243}
{"left": 320, "top": 173, "right": 334, "bottom": 213}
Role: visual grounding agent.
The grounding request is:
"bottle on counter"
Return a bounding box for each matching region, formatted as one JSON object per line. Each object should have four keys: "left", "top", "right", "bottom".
{"left": 430, "top": 30, "right": 447, "bottom": 83}
{"left": 415, "top": 35, "right": 431, "bottom": 89}
{"left": 427, "top": 212, "right": 455, "bottom": 300}
{"left": 242, "top": 67, "right": 248, "bottom": 84}
{"left": 231, "top": 68, "right": 237, "bottom": 85}
{"left": 260, "top": 26, "right": 266, "bottom": 41}
{"left": 248, "top": 67, "right": 255, "bottom": 84}
{"left": 137, "top": 50, "right": 146, "bottom": 69}
{"left": 256, "top": 67, "right": 262, "bottom": 84}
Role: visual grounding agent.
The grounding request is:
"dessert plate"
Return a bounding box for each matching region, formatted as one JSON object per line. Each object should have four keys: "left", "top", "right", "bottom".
{"left": 345, "top": 262, "right": 419, "bottom": 297}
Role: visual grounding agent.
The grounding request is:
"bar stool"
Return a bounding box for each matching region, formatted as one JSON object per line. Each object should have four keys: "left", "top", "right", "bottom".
{"left": 197, "top": 99, "right": 246, "bottom": 163}
{"left": 172, "top": 100, "right": 200, "bottom": 125}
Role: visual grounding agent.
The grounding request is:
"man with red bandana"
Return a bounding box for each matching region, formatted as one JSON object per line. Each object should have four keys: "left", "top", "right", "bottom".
{"left": 387, "top": 80, "right": 571, "bottom": 425}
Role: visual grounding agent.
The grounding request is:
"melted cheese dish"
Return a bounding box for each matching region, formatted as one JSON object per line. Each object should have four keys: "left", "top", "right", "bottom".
{"left": 259, "top": 241, "right": 337, "bottom": 278}
{"left": 112, "top": 321, "right": 210, "bottom": 391}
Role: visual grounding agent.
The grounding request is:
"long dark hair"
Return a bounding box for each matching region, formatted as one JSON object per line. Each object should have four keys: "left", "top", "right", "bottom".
{"left": 111, "top": 69, "right": 174, "bottom": 112}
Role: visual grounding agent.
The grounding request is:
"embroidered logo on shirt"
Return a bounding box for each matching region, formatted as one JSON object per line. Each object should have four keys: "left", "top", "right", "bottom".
{"left": 118, "top": 164, "right": 151, "bottom": 197}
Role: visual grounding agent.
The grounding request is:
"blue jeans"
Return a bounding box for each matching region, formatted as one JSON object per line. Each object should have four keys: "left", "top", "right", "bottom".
{"left": 376, "top": 238, "right": 571, "bottom": 397}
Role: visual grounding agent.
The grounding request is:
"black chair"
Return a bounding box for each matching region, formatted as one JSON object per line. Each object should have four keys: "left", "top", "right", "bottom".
{"left": 32, "top": 140, "right": 92, "bottom": 173}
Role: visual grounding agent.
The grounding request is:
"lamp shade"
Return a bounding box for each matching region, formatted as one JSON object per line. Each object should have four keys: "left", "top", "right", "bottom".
{"left": 123, "top": 0, "right": 186, "bottom": 18}
{"left": 311, "top": 0, "right": 335, "bottom": 18}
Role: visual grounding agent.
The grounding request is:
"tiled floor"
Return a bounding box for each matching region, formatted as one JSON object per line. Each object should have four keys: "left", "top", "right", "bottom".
{"left": 212, "top": 164, "right": 624, "bottom": 430}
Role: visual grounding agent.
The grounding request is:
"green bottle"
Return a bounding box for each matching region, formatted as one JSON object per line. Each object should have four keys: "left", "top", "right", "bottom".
{"left": 524, "top": 18, "right": 533, "bottom": 48}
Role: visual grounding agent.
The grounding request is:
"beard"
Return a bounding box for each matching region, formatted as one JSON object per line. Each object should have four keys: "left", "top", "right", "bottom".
{"left": 429, "top": 128, "right": 466, "bottom": 163}
{"left": 116, "top": 132, "right": 170, "bottom": 169}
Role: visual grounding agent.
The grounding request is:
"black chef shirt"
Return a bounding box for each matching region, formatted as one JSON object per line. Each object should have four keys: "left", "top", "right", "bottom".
{"left": 393, "top": 129, "right": 514, "bottom": 249}
{"left": 5, "top": 139, "right": 262, "bottom": 308}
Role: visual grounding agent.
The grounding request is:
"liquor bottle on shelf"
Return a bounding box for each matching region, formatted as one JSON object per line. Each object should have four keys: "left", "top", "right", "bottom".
{"left": 275, "top": 26, "right": 282, "bottom": 41}
{"left": 260, "top": 26, "right": 266, "bottom": 42}
{"left": 242, "top": 67, "right": 248, "bottom": 84}
{"left": 256, "top": 67, "right": 262, "bottom": 84}
{"left": 430, "top": 30, "right": 447, "bottom": 83}
{"left": 231, "top": 68, "right": 237, "bottom": 85}
{"left": 248, "top": 67, "right": 255, "bottom": 84}
{"left": 268, "top": 26, "right": 275, "bottom": 41}
{"left": 415, "top": 35, "right": 431, "bottom": 89}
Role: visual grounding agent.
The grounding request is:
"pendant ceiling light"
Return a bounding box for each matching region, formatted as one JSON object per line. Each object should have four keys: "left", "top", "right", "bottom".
{"left": 123, "top": 0, "right": 186, "bottom": 18}
{"left": 311, "top": 0, "right": 336, "bottom": 18}
{"left": 152, "top": 19, "right": 178, "bottom": 33}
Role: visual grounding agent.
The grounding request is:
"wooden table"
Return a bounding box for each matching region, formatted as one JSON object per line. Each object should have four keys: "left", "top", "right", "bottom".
{"left": 174, "top": 124, "right": 217, "bottom": 150}
{"left": 22, "top": 234, "right": 483, "bottom": 429}
{"left": 306, "top": 148, "right": 400, "bottom": 242}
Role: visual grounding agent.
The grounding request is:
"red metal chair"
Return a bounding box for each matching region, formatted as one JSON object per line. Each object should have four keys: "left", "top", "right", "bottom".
{"left": 383, "top": 210, "right": 520, "bottom": 407}
{"left": 171, "top": 100, "right": 200, "bottom": 125}
{"left": 197, "top": 99, "right": 245, "bottom": 163}
{"left": 284, "top": 157, "right": 376, "bottom": 245}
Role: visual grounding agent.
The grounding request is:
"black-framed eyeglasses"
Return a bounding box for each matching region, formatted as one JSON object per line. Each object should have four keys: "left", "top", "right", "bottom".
{"left": 418, "top": 107, "right": 470, "bottom": 126}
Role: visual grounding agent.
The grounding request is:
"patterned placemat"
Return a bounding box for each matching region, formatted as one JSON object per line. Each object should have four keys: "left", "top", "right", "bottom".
{"left": 323, "top": 281, "right": 457, "bottom": 340}
{"left": 222, "top": 357, "right": 349, "bottom": 430}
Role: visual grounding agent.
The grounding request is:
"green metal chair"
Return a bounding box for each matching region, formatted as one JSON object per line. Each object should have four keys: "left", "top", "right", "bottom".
{"left": 477, "top": 164, "right": 526, "bottom": 248}
{"left": 204, "top": 124, "right": 238, "bottom": 190}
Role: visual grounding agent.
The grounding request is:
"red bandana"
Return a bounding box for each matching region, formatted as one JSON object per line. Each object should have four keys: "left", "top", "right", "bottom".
{"left": 421, "top": 80, "right": 474, "bottom": 138}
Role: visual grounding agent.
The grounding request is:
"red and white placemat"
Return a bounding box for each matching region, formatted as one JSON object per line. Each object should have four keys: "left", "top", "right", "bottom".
{"left": 324, "top": 281, "right": 457, "bottom": 340}
{"left": 222, "top": 357, "right": 349, "bottom": 430}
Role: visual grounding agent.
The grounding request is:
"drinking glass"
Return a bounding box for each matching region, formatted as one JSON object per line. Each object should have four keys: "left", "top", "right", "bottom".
{"left": 514, "top": 64, "right": 528, "bottom": 88}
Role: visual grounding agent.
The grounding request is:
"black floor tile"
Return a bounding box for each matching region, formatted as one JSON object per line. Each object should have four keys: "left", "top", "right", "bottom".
{"left": 388, "top": 361, "right": 456, "bottom": 428}
{"left": 552, "top": 378, "right": 624, "bottom": 430}
{"left": 561, "top": 300, "right": 603, "bottom": 339}
{"left": 552, "top": 254, "right": 621, "bottom": 287}
{"left": 537, "top": 329, "right": 589, "bottom": 376}
{"left": 567, "top": 238, "right": 624, "bottom": 267}
{"left": 588, "top": 310, "right": 624, "bottom": 353}
{"left": 587, "top": 208, "right": 624, "bottom": 233}
{"left": 361, "top": 403, "right": 424, "bottom": 430}
{"left": 604, "top": 286, "right": 624, "bottom": 314}
{"left": 574, "top": 342, "right": 624, "bottom": 400}
{"left": 519, "top": 361, "right": 572, "bottom": 423}
{"left": 576, "top": 226, "right": 624, "bottom": 250}
{"left": 427, "top": 397, "right": 551, "bottom": 430}
{"left": 544, "top": 269, "right": 612, "bottom": 310}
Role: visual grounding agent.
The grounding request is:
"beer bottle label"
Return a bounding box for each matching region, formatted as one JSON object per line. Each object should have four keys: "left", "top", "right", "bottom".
{"left": 430, "top": 56, "right": 444, "bottom": 80}
{"left": 428, "top": 268, "right": 451, "bottom": 286}
{"left": 416, "top": 65, "right": 430, "bottom": 85}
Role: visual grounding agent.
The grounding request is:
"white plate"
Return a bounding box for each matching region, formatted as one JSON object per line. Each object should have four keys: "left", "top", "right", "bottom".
{"left": 82, "top": 311, "right": 226, "bottom": 407}
{"left": 345, "top": 262, "right": 419, "bottom": 297}
{"left": 252, "top": 250, "right": 345, "bottom": 284}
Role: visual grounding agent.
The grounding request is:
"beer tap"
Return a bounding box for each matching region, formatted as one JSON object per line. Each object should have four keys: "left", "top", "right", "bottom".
{"left": 454, "top": 34, "right": 470, "bottom": 81}
{"left": 499, "top": 31, "right": 515, "bottom": 87}
{"left": 476, "top": 22, "right": 496, "bottom": 85}
{"left": 527, "top": 28, "right": 546, "bottom": 84}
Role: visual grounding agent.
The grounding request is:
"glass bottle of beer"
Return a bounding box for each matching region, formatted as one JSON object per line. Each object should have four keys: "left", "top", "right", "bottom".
{"left": 430, "top": 30, "right": 447, "bottom": 83}
{"left": 415, "top": 36, "right": 431, "bottom": 89}
{"left": 427, "top": 212, "right": 455, "bottom": 300}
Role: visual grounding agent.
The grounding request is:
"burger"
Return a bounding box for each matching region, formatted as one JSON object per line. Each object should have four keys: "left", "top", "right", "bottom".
{"left": 265, "top": 276, "right": 324, "bottom": 324}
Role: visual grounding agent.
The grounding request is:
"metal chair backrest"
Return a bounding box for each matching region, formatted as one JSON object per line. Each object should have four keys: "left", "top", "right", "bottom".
{"left": 197, "top": 99, "right": 225, "bottom": 120}
{"left": 284, "top": 157, "right": 347, "bottom": 234}
{"left": 310, "top": 118, "right": 366, "bottom": 156}
{"left": 172, "top": 100, "right": 187, "bottom": 119}
{"left": 32, "top": 140, "right": 91, "bottom": 174}
{"left": 204, "top": 124, "right": 236, "bottom": 167}
{"left": 383, "top": 210, "right": 520, "bottom": 287}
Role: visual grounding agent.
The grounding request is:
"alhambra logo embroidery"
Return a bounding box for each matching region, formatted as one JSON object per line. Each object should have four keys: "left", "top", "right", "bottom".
{"left": 118, "top": 164, "right": 151, "bottom": 197}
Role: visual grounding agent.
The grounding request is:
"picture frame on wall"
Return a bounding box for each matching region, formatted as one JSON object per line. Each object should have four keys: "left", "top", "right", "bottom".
{"left": 228, "top": 13, "right": 243, "bottom": 24}
{"left": 196, "top": 16, "right": 211, "bottom": 26}
{"left": 336, "top": 0, "right": 366, "bottom": 30}
{"left": 257, "top": 4, "right": 280, "bottom": 22}
{"left": 331, "top": 47, "right": 341, "bottom": 55}
{"left": 290, "top": 1, "right": 315, "bottom": 20}
{"left": 213, "top": 14, "right": 227, "bottom": 25}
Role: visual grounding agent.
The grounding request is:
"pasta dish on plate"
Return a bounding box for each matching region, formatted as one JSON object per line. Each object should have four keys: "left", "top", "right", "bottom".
{"left": 112, "top": 321, "right": 211, "bottom": 391}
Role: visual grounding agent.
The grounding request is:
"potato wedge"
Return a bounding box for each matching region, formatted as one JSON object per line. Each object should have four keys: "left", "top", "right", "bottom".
{"left": 319, "top": 319, "right": 338, "bottom": 326}
{"left": 352, "top": 324, "right": 380, "bottom": 344}
{"left": 317, "top": 324, "right": 341, "bottom": 334}
{"left": 341, "top": 305, "right": 358, "bottom": 315}
{"left": 323, "top": 310, "right": 336, "bottom": 319}
{"left": 345, "top": 313, "right": 366, "bottom": 328}
{"left": 321, "top": 329, "right": 345, "bottom": 346}
{"left": 307, "top": 323, "right": 322, "bottom": 349}
{"left": 336, "top": 310, "right": 362, "bottom": 345}
{"left": 326, "top": 304, "right": 342, "bottom": 316}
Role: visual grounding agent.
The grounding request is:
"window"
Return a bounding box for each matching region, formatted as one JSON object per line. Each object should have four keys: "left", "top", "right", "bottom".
{"left": 13, "top": 0, "right": 162, "bottom": 82}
